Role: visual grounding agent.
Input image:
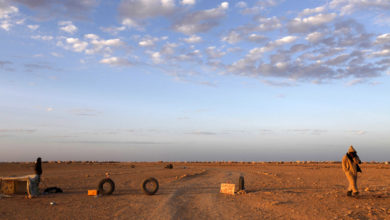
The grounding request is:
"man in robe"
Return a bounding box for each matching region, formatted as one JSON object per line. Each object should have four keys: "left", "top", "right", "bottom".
{"left": 342, "top": 146, "right": 362, "bottom": 196}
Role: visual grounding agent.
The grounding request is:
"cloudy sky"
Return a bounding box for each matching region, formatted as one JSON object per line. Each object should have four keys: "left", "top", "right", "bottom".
{"left": 1, "top": 0, "right": 389, "bottom": 162}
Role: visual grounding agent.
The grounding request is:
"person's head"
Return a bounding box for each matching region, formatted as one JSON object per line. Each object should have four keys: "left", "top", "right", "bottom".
{"left": 348, "top": 146, "right": 361, "bottom": 164}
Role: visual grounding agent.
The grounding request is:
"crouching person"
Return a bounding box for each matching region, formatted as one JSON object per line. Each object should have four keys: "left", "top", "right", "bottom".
{"left": 342, "top": 146, "right": 362, "bottom": 197}
{"left": 28, "top": 157, "right": 42, "bottom": 197}
{"left": 35, "top": 157, "right": 42, "bottom": 183}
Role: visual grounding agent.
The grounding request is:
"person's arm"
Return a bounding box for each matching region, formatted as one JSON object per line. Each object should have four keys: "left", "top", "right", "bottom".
{"left": 342, "top": 155, "right": 349, "bottom": 172}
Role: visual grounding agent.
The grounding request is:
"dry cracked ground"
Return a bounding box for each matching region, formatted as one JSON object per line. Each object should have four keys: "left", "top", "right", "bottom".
{"left": 1, "top": 162, "right": 390, "bottom": 220}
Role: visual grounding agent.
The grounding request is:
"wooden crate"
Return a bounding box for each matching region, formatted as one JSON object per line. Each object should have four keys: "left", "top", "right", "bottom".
{"left": 0, "top": 180, "right": 28, "bottom": 195}
{"left": 220, "top": 183, "right": 235, "bottom": 195}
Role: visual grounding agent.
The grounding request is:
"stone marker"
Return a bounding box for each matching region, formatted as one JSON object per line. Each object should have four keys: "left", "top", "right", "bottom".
{"left": 220, "top": 183, "right": 235, "bottom": 195}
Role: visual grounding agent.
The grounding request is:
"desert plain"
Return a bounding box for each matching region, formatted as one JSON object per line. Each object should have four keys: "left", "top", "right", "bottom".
{"left": 0, "top": 161, "right": 389, "bottom": 220}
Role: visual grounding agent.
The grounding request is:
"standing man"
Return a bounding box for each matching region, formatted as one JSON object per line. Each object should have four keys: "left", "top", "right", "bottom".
{"left": 342, "top": 146, "right": 362, "bottom": 196}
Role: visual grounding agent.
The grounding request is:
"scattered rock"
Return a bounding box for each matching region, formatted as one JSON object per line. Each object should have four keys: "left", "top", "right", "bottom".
{"left": 50, "top": 201, "right": 56, "bottom": 206}
{"left": 364, "top": 187, "right": 370, "bottom": 192}
{"left": 236, "top": 190, "right": 247, "bottom": 195}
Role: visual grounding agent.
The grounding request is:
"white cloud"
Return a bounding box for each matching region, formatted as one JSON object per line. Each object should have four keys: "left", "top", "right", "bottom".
{"left": 173, "top": 2, "right": 229, "bottom": 35}
{"left": 222, "top": 30, "right": 242, "bottom": 44}
{"left": 206, "top": 46, "right": 226, "bottom": 59}
{"left": 248, "top": 33, "right": 267, "bottom": 43}
{"left": 12, "top": 0, "right": 98, "bottom": 20}
{"left": 274, "top": 36, "right": 298, "bottom": 46}
{"left": 346, "top": 130, "right": 367, "bottom": 135}
{"left": 288, "top": 13, "right": 337, "bottom": 33}
{"left": 183, "top": 35, "right": 202, "bottom": 43}
{"left": 0, "top": 21, "right": 10, "bottom": 30}
{"left": 101, "top": 26, "right": 126, "bottom": 35}
{"left": 51, "top": 52, "right": 62, "bottom": 57}
{"left": 64, "top": 38, "right": 88, "bottom": 52}
{"left": 255, "top": 16, "right": 282, "bottom": 32}
{"left": 257, "top": 0, "right": 280, "bottom": 9}
{"left": 150, "top": 51, "right": 163, "bottom": 63}
{"left": 375, "top": 33, "right": 390, "bottom": 44}
{"left": 122, "top": 18, "right": 138, "bottom": 28}
{"left": 59, "top": 21, "right": 77, "bottom": 34}
{"left": 236, "top": 1, "right": 247, "bottom": 8}
{"left": 137, "top": 35, "right": 164, "bottom": 47}
{"left": 99, "top": 57, "right": 132, "bottom": 66}
{"left": 94, "top": 38, "right": 122, "bottom": 47}
{"left": 139, "top": 39, "right": 155, "bottom": 47}
{"left": 161, "top": 42, "right": 178, "bottom": 55}
{"left": 305, "top": 31, "right": 324, "bottom": 43}
{"left": 47, "top": 107, "right": 54, "bottom": 112}
{"left": 15, "top": 19, "right": 24, "bottom": 25}
{"left": 373, "top": 49, "right": 390, "bottom": 57}
{"left": 83, "top": 34, "right": 124, "bottom": 55}
{"left": 275, "top": 62, "right": 287, "bottom": 69}
{"left": 345, "top": 78, "right": 366, "bottom": 86}
{"left": 220, "top": 2, "right": 229, "bottom": 9}
{"left": 298, "top": 6, "right": 325, "bottom": 17}
{"left": 31, "top": 35, "right": 53, "bottom": 41}
{"left": 0, "top": 2, "right": 18, "bottom": 19}
{"left": 119, "top": 0, "right": 175, "bottom": 21}
{"left": 330, "top": 0, "right": 390, "bottom": 15}
{"left": 84, "top": 33, "right": 99, "bottom": 40}
{"left": 27, "top": 24, "right": 39, "bottom": 30}
{"left": 0, "top": 1, "right": 18, "bottom": 31}
{"left": 181, "top": 0, "right": 196, "bottom": 6}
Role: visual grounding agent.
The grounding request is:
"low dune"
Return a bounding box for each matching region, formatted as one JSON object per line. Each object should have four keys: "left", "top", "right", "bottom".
{"left": 1, "top": 162, "right": 389, "bottom": 219}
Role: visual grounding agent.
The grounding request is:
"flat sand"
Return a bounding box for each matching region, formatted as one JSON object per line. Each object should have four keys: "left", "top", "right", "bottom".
{"left": 1, "top": 162, "right": 389, "bottom": 219}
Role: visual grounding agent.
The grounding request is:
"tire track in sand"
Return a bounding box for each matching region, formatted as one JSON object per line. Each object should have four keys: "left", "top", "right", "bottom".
{"left": 148, "top": 168, "right": 244, "bottom": 220}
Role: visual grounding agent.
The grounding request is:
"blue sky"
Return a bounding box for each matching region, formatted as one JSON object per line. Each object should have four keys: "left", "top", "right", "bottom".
{"left": 1, "top": 0, "right": 389, "bottom": 162}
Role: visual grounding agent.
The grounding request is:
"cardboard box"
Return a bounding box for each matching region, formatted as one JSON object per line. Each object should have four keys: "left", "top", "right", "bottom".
{"left": 220, "top": 183, "right": 235, "bottom": 195}
{"left": 88, "top": 190, "right": 98, "bottom": 196}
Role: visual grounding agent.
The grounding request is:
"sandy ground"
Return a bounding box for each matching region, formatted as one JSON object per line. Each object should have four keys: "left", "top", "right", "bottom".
{"left": 1, "top": 161, "right": 389, "bottom": 220}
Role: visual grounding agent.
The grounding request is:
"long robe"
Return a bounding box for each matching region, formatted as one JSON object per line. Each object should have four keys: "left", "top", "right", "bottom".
{"left": 342, "top": 154, "right": 359, "bottom": 193}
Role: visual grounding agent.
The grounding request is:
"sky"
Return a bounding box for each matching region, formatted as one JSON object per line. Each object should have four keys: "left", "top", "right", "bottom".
{"left": 0, "top": 0, "right": 389, "bottom": 162}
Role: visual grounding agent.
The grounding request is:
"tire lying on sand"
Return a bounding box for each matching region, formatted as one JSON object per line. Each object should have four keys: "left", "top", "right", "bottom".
{"left": 142, "top": 177, "right": 159, "bottom": 195}
{"left": 238, "top": 176, "right": 245, "bottom": 191}
{"left": 98, "top": 178, "right": 115, "bottom": 195}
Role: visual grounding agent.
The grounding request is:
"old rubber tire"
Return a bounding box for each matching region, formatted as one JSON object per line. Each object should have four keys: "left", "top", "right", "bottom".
{"left": 98, "top": 178, "right": 115, "bottom": 195}
{"left": 142, "top": 177, "right": 159, "bottom": 195}
{"left": 238, "top": 176, "right": 245, "bottom": 190}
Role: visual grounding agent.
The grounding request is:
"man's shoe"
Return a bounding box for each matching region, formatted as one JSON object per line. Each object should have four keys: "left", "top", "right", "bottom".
{"left": 352, "top": 192, "right": 359, "bottom": 197}
{"left": 347, "top": 191, "right": 352, "bottom": 196}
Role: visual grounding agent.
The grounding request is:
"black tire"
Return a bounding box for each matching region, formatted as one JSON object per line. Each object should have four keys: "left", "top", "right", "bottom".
{"left": 44, "top": 187, "right": 63, "bottom": 194}
{"left": 165, "top": 164, "right": 173, "bottom": 169}
{"left": 238, "top": 176, "right": 245, "bottom": 191}
{"left": 142, "top": 177, "right": 159, "bottom": 195}
{"left": 98, "top": 178, "right": 115, "bottom": 195}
